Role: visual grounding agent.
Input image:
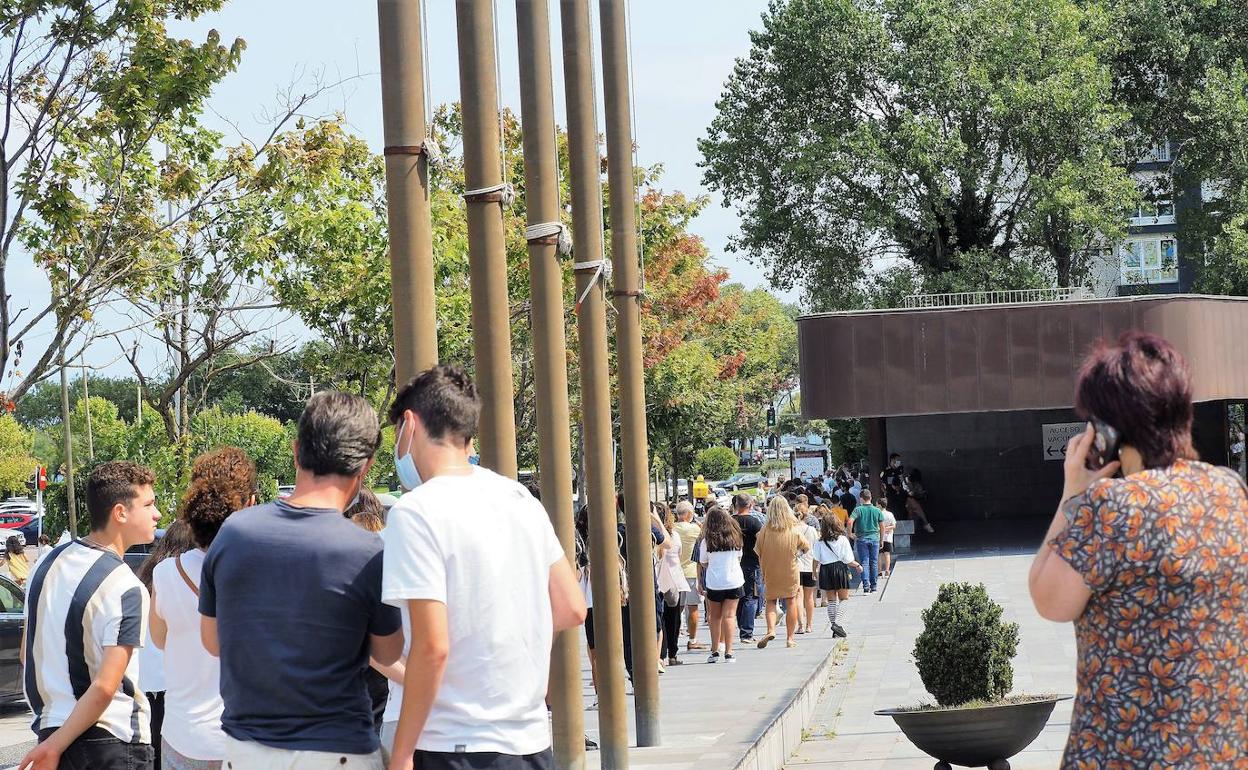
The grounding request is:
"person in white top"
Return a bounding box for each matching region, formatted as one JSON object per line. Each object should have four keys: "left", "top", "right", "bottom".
{"left": 151, "top": 447, "right": 258, "bottom": 770}
{"left": 656, "top": 503, "right": 687, "bottom": 668}
{"left": 879, "top": 504, "right": 898, "bottom": 579}
{"left": 793, "top": 506, "right": 819, "bottom": 635}
{"left": 381, "top": 366, "right": 586, "bottom": 770}
{"left": 811, "top": 513, "right": 861, "bottom": 639}
{"left": 697, "top": 506, "right": 746, "bottom": 664}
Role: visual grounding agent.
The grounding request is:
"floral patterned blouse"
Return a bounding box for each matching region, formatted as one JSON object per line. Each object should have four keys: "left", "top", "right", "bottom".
{"left": 1052, "top": 460, "right": 1248, "bottom": 769}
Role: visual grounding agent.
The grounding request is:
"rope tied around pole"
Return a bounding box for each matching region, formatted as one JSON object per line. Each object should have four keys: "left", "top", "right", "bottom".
{"left": 526, "top": 221, "right": 573, "bottom": 257}
{"left": 573, "top": 258, "right": 610, "bottom": 314}
{"left": 463, "top": 181, "right": 516, "bottom": 207}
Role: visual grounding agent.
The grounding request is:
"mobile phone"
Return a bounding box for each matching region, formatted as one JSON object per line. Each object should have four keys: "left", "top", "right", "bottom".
{"left": 1085, "top": 419, "right": 1122, "bottom": 471}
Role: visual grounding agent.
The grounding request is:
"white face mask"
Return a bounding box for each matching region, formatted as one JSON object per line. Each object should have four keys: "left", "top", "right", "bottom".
{"left": 394, "top": 417, "right": 423, "bottom": 491}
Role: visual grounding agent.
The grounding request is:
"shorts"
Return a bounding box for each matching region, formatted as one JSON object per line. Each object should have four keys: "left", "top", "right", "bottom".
{"left": 881, "top": 541, "right": 893, "bottom": 553}
{"left": 222, "top": 736, "right": 383, "bottom": 770}
{"left": 683, "top": 577, "right": 702, "bottom": 606}
{"left": 584, "top": 607, "right": 596, "bottom": 650}
{"left": 163, "top": 738, "right": 223, "bottom": 769}
{"left": 705, "top": 586, "right": 745, "bottom": 603}
{"left": 414, "top": 748, "right": 553, "bottom": 770}
{"left": 799, "top": 571, "right": 816, "bottom": 588}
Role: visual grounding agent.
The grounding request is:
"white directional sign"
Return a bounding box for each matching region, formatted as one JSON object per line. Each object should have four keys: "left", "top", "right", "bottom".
{"left": 1042, "top": 422, "right": 1087, "bottom": 462}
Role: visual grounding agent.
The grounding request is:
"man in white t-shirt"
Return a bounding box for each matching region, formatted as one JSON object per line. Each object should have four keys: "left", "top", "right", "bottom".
{"left": 381, "top": 366, "right": 587, "bottom": 770}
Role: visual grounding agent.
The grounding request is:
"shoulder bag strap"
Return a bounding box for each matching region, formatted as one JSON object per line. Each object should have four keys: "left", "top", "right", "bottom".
{"left": 174, "top": 554, "right": 200, "bottom": 597}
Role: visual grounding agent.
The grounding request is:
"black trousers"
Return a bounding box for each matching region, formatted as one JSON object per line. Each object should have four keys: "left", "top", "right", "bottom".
{"left": 146, "top": 691, "right": 164, "bottom": 767}
{"left": 414, "top": 747, "right": 553, "bottom": 769}
{"left": 38, "top": 726, "right": 154, "bottom": 770}
{"left": 661, "top": 600, "right": 682, "bottom": 659}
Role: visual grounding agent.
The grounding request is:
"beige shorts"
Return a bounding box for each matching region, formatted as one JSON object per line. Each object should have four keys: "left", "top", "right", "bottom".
{"left": 223, "top": 736, "right": 384, "bottom": 770}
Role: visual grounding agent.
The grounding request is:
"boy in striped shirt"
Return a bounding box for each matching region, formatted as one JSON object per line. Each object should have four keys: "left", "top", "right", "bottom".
{"left": 20, "top": 461, "right": 161, "bottom": 770}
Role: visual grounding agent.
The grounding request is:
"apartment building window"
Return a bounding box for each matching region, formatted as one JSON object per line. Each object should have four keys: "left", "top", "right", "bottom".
{"left": 1120, "top": 237, "right": 1179, "bottom": 285}
{"left": 1130, "top": 198, "right": 1176, "bottom": 225}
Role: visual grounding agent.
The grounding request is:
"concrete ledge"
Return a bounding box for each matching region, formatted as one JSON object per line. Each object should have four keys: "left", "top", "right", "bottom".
{"left": 731, "top": 640, "right": 845, "bottom": 770}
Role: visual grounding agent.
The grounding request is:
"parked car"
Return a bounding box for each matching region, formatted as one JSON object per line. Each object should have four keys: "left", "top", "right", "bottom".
{"left": 0, "top": 510, "right": 41, "bottom": 546}
{"left": 123, "top": 529, "right": 166, "bottom": 574}
{"left": 0, "top": 575, "right": 26, "bottom": 701}
{"left": 715, "top": 473, "right": 765, "bottom": 493}
{"left": 277, "top": 485, "right": 295, "bottom": 499}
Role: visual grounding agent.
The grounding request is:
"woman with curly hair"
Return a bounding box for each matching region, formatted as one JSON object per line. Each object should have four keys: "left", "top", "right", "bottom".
{"left": 150, "top": 447, "right": 256, "bottom": 770}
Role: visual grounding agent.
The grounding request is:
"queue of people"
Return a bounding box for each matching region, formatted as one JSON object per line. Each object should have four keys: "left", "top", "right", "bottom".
{"left": 18, "top": 365, "right": 585, "bottom": 770}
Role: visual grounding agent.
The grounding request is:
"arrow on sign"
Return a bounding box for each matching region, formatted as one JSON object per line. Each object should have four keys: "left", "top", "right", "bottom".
{"left": 1046, "top": 446, "right": 1066, "bottom": 457}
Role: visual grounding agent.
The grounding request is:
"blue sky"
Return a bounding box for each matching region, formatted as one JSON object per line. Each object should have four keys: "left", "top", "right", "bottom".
{"left": 169, "top": 0, "right": 781, "bottom": 291}
{"left": 12, "top": 1, "right": 791, "bottom": 381}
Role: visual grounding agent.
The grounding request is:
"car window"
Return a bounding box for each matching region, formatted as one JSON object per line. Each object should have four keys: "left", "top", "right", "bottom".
{"left": 0, "top": 579, "right": 23, "bottom": 614}
{"left": 0, "top": 516, "right": 19, "bottom": 525}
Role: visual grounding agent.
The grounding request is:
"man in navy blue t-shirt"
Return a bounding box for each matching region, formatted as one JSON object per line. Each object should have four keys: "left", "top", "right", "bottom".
{"left": 200, "top": 391, "right": 402, "bottom": 770}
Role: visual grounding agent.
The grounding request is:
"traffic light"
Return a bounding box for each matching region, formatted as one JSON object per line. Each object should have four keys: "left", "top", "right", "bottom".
{"left": 766, "top": 406, "right": 776, "bottom": 427}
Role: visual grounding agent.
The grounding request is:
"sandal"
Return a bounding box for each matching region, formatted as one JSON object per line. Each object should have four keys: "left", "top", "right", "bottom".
{"left": 686, "top": 642, "right": 708, "bottom": 650}
{"left": 786, "top": 639, "right": 798, "bottom": 648}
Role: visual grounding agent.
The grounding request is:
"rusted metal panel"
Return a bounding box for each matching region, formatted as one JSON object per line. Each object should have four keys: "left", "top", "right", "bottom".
{"left": 799, "top": 295, "right": 1248, "bottom": 419}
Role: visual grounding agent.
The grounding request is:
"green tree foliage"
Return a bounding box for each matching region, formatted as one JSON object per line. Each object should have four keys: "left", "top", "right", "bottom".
{"left": 913, "top": 583, "right": 1020, "bottom": 707}
{"left": 695, "top": 446, "right": 739, "bottom": 481}
{"left": 700, "top": 0, "right": 1136, "bottom": 303}
{"left": 1, "top": 1, "right": 244, "bottom": 403}
{"left": 0, "top": 414, "right": 38, "bottom": 496}
{"left": 15, "top": 376, "right": 143, "bottom": 428}
{"left": 189, "top": 409, "right": 293, "bottom": 501}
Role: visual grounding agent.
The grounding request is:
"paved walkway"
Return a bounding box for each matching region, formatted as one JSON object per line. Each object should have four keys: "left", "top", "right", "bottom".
{"left": 788, "top": 550, "right": 1078, "bottom": 769}
{"left": 581, "top": 600, "right": 845, "bottom": 769}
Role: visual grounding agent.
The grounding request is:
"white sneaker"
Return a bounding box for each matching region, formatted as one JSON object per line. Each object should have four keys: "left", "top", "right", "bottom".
{"left": 724, "top": 653, "right": 737, "bottom": 663}
{"left": 925, "top": 523, "right": 935, "bottom": 534}
{"left": 707, "top": 652, "right": 720, "bottom": 664}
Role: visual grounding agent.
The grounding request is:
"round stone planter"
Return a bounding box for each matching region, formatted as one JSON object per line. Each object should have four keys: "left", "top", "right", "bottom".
{"left": 875, "top": 696, "right": 1070, "bottom": 769}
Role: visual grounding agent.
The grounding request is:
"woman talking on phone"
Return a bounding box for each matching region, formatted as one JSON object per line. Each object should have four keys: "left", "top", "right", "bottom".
{"left": 1029, "top": 332, "right": 1248, "bottom": 768}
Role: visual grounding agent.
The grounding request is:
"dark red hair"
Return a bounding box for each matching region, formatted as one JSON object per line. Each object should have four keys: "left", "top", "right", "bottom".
{"left": 1074, "top": 331, "right": 1197, "bottom": 469}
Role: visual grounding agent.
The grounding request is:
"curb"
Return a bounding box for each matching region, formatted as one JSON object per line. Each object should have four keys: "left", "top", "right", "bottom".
{"left": 731, "top": 639, "right": 845, "bottom": 770}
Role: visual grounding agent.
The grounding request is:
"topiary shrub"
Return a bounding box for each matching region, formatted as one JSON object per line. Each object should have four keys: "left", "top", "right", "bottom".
{"left": 913, "top": 582, "right": 1020, "bottom": 707}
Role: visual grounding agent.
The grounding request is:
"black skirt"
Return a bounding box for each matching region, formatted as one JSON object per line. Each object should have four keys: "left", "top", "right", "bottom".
{"left": 819, "top": 561, "right": 852, "bottom": 591}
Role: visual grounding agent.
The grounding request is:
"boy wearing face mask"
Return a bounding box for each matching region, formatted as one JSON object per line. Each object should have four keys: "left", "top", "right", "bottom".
{"left": 381, "top": 366, "right": 586, "bottom": 770}
{"left": 198, "top": 392, "right": 403, "bottom": 770}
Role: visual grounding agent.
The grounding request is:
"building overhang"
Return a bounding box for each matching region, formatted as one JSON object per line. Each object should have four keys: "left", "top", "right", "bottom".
{"left": 798, "top": 294, "right": 1248, "bottom": 420}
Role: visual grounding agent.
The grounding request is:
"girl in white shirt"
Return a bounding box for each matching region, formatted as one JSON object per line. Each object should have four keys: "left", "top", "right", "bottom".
{"left": 697, "top": 506, "right": 745, "bottom": 664}
{"left": 811, "top": 513, "right": 860, "bottom": 639}
{"left": 151, "top": 447, "right": 257, "bottom": 770}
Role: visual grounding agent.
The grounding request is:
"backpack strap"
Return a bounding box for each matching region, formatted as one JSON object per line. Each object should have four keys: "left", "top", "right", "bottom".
{"left": 174, "top": 554, "right": 199, "bottom": 597}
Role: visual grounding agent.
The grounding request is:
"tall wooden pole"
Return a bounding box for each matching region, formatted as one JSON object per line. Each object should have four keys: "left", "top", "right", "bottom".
{"left": 516, "top": 0, "right": 584, "bottom": 766}
{"left": 455, "top": 0, "right": 518, "bottom": 477}
{"left": 378, "top": 0, "right": 439, "bottom": 382}
{"left": 561, "top": 0, "right": 629, "bottom": 764}
{"left": 599, "top": 0, "right": 659, "bottom": 745}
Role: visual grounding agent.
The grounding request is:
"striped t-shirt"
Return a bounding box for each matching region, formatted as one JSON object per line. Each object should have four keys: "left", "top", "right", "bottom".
{"left": 23, "top": 540, "right": 151, "bottom": 743}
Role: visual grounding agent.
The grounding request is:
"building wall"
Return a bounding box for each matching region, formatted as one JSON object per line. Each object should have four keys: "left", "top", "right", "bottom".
{"left": 886, "top": 403, "right": 1231, "bottom": 522}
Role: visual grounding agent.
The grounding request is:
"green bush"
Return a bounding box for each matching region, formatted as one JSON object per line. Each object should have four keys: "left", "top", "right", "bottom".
{"left": 694, "top": 445, "right": 739, "bottom": 481}
{"left": 913, "top": 582, "right": 1019, "bottom": 707}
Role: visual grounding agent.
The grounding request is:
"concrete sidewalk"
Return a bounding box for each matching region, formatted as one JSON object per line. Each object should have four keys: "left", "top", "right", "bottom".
{"left": 580, "top": 600, "right": 849, "bottom": 770}
{"left": 787, "top": 552, "right": 1077, "bottom": 769}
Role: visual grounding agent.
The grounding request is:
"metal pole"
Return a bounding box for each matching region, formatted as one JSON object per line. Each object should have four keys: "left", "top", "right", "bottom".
{"left": 455, "top": 0, "right": 518, "bottom": 477}
{"left": 560, "top": 0, "right": 628, "bottom": 764}
{"left": 58, "top": 345, "right": 77, "bottom": 539}
{"left": 599, "top": 0, "right": 659, "bottom": 745}
{"left": 82, "top": 361, "right": 94, "bottom": 461}
{"left": 378, "top": 0, "right": 439, "bottom": 381}
{"left": 515, "top": 1, "right": 584, "bottom": 766}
